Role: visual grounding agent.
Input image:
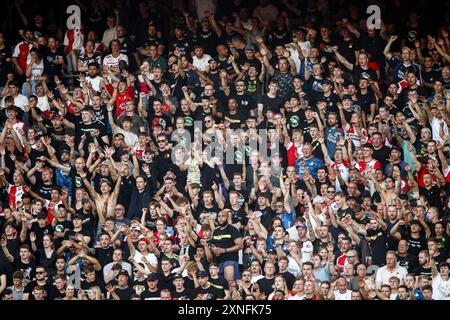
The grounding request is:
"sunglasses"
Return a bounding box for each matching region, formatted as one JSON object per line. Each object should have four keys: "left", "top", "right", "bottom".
{"left": 157, "top": 140, "right": 166, "bottom": 143}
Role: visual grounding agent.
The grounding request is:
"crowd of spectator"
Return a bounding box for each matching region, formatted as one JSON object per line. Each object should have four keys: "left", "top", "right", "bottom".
{"left": 0, "top": 0, "right": 449, "bottom": 300}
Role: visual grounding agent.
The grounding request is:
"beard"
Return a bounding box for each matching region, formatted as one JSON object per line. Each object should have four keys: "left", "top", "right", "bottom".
{"left": 218, "top": 220, "right": 228, "bottom": 227}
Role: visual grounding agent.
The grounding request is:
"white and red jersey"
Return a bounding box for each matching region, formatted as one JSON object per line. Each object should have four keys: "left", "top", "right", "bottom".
{"left": 7, "top": 185, "right": 26, "bottom": 210}
{"left": 444, "top": 166, "right": 450, "bottom": 183}
{"left": 344, "top": 124, "right": 368, "bottom": 148}
{"left": 13, "top": 41, "right": 33, "bottom": 72}
{"left": 336, "top": 253, "right": 349, "bottom": 273}
{"left": 12, "top": 120, "right": 26, "bottom": 146}
{"left": 64, "top": 28, "right": 85, "bottom": 54}
{"left": 286, "top": 142, "right": 303, "bottom": 167}
{"left": 356, "top": 159, "right": 381, "bottom": 175}
{"left": 331, "top": 160, "right": 350, "bottom": 182}
{"left": 44, "top": 199, "right": 62, "bottom": 225}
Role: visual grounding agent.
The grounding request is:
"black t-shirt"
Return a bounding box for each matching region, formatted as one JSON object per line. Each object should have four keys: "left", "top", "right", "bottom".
{"left": 397, "top": 254, "right": 419, "bottom": 273}
{"left": 223, "top": 110, "right": 246, "bottom": 129}
{"left": 140, "top": 289, "right": 161, "bottom": 300}
{"left": 208, "top": 276, "right": 229, "bottom": 299}
{"left": 402, "top": 233, "right": 427, "bottom": 257}
{"left": 338, "top": 37, "right": 360, "bottom": 66}
{"left": 211, "top": 224, "right": 242, "bottom": 264}
{"left": 24, "top": 280, "right": 52, "bottom": 300}
{"left": 171, "top": 288, "right": 192, "bottom": 300}
{"left": 191, "top": 284, "right": 221, "bottom": 300}
{"left": 131, "top": 279, "right": 147, "bottom": 296}
{"left": 366, "top": 228, "right": 387, "bottom": 266}
{"left": 412, "top": 265, "right": 432, "bottom": 277}
{"left": 69, "top": 167, "right": 91, "bottom": 198}
{"left": 14, "top": 260, "right": 36, "bottom": 283}
{"left": 230, "top": 92, "right": 256, "bottom": 116}
{"left": 0, "top": 61, "right": 14, "bottom": 86}
{"left": 356, "top": 91, "right": 377, "bottom": 116}
{"left": 280, "top": 271, "right": 296, "bottom": 290}
{"left": 111, "top": 286, "right": 135, "bottom": 300}
{"left": 258, "top": 94, "right": 284, "bottom": 114}
{"left": 373, "top": 146, "right": 392, "bottom": 169}
{"left": 95, "top": 247, "right": 114, "bottom": 268}
{"left": 256, "top": 277, "right": 275, "bottom": 296}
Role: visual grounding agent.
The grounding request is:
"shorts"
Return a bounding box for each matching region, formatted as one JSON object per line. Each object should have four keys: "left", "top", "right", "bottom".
{"left": 219, "top": 261, "right": 240, "bottom": 280}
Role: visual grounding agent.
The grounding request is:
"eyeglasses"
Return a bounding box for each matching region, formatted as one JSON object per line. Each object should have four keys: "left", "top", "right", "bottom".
{"left": 158, "top": 140, "right": 166, "bottom": 143}
{"left": 327, "top": 190, "right": 335, "bottom": 193}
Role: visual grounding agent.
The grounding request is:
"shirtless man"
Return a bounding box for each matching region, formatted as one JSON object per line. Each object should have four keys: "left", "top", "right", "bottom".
{"left": 80, "top": 170, "right": 122, "bottom": 223}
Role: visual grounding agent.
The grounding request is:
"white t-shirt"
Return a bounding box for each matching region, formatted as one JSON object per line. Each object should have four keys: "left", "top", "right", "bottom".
{"left": 82, "top": 76, "right": 102, "bottom": 93}
{"left": 334, "top": 289, "right": 352, "bottom": 300}
{"left": 37, "top": 95, "right": 50, "bottom": 112}
{"left": 287, "top": 256, "right": 301, "bottom": 277}
{"left": 1, "top": 94, "right": 29, "bottom": 111}
{"left": 192, "top": 54, "right": 212, "bottom": 72}
{"left": 432, "top": 274, "right": 450, "bottom": 300}
{"left": 31, "top": 60, "right": 45, "bottom": 81}
{"left": 134, "top": 251, "right": 158, "bottom": 272}
{"left": 113, "top": 126, "right": 139, "bottom": 148}
{"left": 431, "top": 117, "right": 448, "bottom": 145}
{"left": 102, "top": 53, "right": 129, "bottom": 69}
{"left": 375, "top": 265, "right": 408, "bottom": 286}
{"left": 301, "top": 240, "right": 314, "bottom": 263}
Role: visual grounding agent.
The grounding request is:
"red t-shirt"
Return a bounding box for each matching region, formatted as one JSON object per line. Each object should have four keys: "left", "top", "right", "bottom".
{"left": 106, "top": 84, "right": 135, "bottom": 118}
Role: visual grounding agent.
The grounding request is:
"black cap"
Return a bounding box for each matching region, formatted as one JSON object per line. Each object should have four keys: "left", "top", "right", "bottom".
{"left": 245, "top": 43, "right": 256, "bottom": 51}
{"left": 268, "top": 248, "right": 277, "bottom": 254}
{"left": 36, "top": 211, "right": 48, "bottom": 219}
{"left": 196, "top": 271, "right": 208, "bottom": 278}
{"left": 72, "top": 214, "right": 83, "bottom": 220}
{"left": 147, "top": 273, "right": 159, "bottom": 281}
{"left": 342, "top": 94, "right": 353, "bottom": 101}
{"left": 172, "top": 273, "right": 184, "bottom": 281}
{"left": 117, "top": 269, "right": 129, "bottom": 278}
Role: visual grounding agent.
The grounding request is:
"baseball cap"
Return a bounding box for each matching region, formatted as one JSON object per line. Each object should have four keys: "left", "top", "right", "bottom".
{"left": 268, "top": 248, "right": 277, "bottom": 254}
{"left": 117, "top": 269, "right": 129, "bottom": 278}
{"left": 245, "top": 43, "right": 256, "bottom": 51}
{"left": 342, "top": 94, "right": 353, "bottom": 101}
{"left": 36, "top": 211, "right": 48, "bottom": 220}
{"left": 147, "top": 273, "right": 159, "bottom": 281}
{"left": 172, "top": 273, "right": 184, "bottom": 281}
{"left": 196, "top": 271, "right": 208, "bottom": 278}
{"left": 59, "top": 148, "right": 70, "bottom": 156}
{"left": 130, "top": 225, "right": 141, "bottom": 232}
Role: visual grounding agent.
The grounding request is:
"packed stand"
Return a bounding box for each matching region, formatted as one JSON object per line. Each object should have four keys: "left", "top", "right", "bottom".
{"left": 0, "top": 0, "right": 449, "bottom": 301}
